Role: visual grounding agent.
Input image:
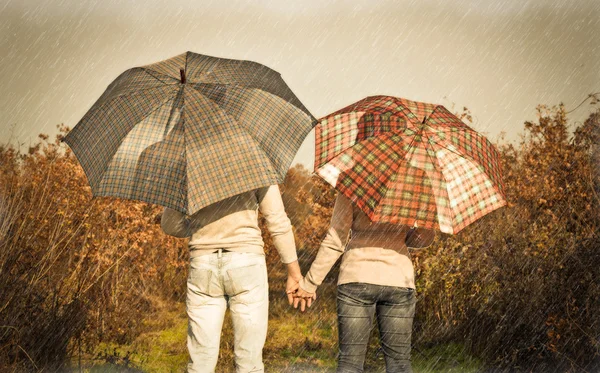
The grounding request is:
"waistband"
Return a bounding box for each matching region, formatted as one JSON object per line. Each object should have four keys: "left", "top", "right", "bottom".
{"left": 189, "top": 248, "right": 231, "bottom": 259}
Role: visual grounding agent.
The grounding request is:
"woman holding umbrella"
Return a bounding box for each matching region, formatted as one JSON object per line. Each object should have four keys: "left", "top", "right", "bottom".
{"left": 294, "top": 193, "right": 434, "bottom": 372}
{"left": 291, "top": 96, "right": 506, "bottom": 373}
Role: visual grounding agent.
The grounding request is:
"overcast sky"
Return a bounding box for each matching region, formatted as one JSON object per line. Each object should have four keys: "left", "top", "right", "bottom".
{"left": 1, "top": 0, "right": 598, "bottom": 168}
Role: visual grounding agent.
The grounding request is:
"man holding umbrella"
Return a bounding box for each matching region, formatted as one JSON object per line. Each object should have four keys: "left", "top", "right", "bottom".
{"left": 162, "top": 185, "right": 302, "bottom": 372}
{"left": 63, "top": 51, "right": 316, "bottom": 372}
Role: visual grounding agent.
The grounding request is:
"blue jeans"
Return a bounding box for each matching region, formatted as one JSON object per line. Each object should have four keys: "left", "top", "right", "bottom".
{"left": 337, "top": 283, "right": 416, "bottom": 373}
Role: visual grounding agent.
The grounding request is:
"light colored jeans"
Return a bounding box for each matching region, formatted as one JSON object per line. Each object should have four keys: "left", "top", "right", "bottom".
{"left": 186, "top": 249, "right": 268, "bottom": 373}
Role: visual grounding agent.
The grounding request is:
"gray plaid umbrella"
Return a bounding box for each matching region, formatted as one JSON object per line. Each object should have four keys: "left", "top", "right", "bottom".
{"left": 64, "top": 51, "right": 315, "bottom": 214}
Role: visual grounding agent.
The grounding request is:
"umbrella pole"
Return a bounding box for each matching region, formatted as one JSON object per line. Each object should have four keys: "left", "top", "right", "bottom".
{"left": 180, "top": 69, "right": 186, "bottom": 84}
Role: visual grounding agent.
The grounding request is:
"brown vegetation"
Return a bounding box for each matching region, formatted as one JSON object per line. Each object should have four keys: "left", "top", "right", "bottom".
{"left": 0, "top": 102, "right": 598, "bottom": 372}
{"left": 412, "top": 105, "right": 600, "bottom": 372}
{"left": 0, "top": 126, "right": 187, "bottom": 370}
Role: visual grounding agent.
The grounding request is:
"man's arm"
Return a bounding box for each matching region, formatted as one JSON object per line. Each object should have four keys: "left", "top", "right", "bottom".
{"left": 257, "top": 185, "right": 305, "bottom": 306}
{"left": 161, "top": 208, "right": 192, "bottom": 238}
{"left": 298, "top": 193, "right": 353, "bottom": 294}
{"left": 257, "top": 185, "right": 298, "bottom": 264}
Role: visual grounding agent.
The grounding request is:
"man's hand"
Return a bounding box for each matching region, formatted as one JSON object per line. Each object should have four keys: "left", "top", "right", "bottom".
{"left": 286, "top": 274, "right": 301, "bottom": 305}
{"left": 285, "top": 260, "right": 302, "bottom": 305}
{"left": 284, "top": 260, "right": 316, "bottom": 312}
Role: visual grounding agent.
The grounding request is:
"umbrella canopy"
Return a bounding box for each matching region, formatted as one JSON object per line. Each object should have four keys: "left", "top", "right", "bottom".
{"left": 64, "top": 51, "right": 315, "bottom": 215}
{"left": 315, "top": 95, "right": 506, "bottom": 234}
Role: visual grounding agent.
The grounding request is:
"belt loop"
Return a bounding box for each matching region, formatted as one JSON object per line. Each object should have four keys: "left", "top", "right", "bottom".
{"left": 217, "top": 248, "right": 222, "bottom": 259}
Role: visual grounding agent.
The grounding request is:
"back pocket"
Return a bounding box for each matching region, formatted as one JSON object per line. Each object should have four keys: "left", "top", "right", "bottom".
{"left": 187, "top": 268, "right": 213, "bottom": 307}
{"left": 227, "top": 264, "right": 266, "bottom": 305}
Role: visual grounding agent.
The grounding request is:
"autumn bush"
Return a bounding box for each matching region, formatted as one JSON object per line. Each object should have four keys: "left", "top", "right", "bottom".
{"left": 0, "top": 127, "right": 187, "bottom": 371}
{"left": 411, "top": 105, "right": 600, "bottom": 372}
{"left": 281, "top": 104, "right": 599, "bottom": 372}
{"left": 0, "top": 101, "right": 598, "bottom": 372}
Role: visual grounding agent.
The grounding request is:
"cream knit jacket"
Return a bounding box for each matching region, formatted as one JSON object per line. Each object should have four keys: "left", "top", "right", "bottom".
{"left": 299, "top": 194, "right": 418, "bottom": 293}
{"left": 161, "top": 184, "right": 297, "bottom": 264}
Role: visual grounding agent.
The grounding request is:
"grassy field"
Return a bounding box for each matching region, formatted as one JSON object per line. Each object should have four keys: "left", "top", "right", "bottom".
{"left": 71, "top": 264, "right": 482, "bottom": 373}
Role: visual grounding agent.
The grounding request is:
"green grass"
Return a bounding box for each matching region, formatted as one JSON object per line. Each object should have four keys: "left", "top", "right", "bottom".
{"left": 73, "top": 302, "right": 482, "bottom": 372}
{"left": 412, "top": 343, "right": 482, "bottom": 373}
{"left": 72, "top": 269, "right": 482, "bottom": 372}
{"left": 73, "top": 304, "right": 189, "bottom": 372}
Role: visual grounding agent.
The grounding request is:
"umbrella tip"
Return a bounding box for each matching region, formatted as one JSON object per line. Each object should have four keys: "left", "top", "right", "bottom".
{"left": 180, "top": 68, "right": 186, "bottom": 84}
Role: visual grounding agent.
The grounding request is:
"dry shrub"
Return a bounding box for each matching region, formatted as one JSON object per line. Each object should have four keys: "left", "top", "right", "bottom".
{"left": 284, "top": 104, "right": 600, "bottom": 372}
{"left": 0, "top": 126, "right": 187, "bottom": 371}
{"left": 413, "top": 105, "right": 600, "bottom": 372}
{"left": 1, "top": 102, "right": 598, "bottom": 372}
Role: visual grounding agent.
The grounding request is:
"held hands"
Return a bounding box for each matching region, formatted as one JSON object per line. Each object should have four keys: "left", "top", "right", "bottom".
{"left": 285, "top": 260, "right": 316, "bottom": 312}
{"left": 290, "top": 286, "right": 317, "bottom": 312}
{"left": 286, "top": 272, "right": 302, "bottom": 305}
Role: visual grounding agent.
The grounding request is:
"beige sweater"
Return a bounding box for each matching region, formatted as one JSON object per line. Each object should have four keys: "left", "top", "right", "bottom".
{"left": 299, "top": 194, "right": 418, "bottom": 293}
{"left": 161, "top": 185, "right": 297, "bottom": 263}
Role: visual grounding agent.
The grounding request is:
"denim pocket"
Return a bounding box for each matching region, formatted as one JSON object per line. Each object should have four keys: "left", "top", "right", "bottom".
{"left": 187, "top": 268, "right": 213, "bottom": 307}
{"left": 189, "top": 267, "right": 212, "bottom": 286}
{"left": 337, "top": 283, "right": 374, "bottom": 306}
{"left": 387, "top": 286, "right": 417, "bottom": 309}
{"left": 227, "top": 263, "right": 266, "bottom": 305}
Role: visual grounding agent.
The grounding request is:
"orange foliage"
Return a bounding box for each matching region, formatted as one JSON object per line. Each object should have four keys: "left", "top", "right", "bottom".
{"left": 280, "top": 104, "right": 600, "bottom": 371}
{"left": 0, "top": 126, "right": 187, "bottom": 370}
{"left": 1, "top": 100, "right": 598, "bottom": 371}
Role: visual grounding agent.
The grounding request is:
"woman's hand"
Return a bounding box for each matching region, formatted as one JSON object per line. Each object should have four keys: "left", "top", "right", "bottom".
{"left": 285, "top": 260, "right": 303, "bottom": 305}
{"left": 294, "top": 288, "right": 316, "bottom": 312}
{"left": 284, "top": 261, "right": 317, "bottom": 312}
{"left": 288, "top": 284, "right": 317, "bottom": 312}
{"left": 286, "top": 277, "right": 316, "bottom": 312}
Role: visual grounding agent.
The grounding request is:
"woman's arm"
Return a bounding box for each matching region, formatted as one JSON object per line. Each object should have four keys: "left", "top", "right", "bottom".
{"left": 298, "top": 194, "right": 353, "bottom": 293}
{"left": 160, "top": 208, "right": 192, "bottom": 238}
{"left": 405, "top": 227, "right": 435, "bottom": 249}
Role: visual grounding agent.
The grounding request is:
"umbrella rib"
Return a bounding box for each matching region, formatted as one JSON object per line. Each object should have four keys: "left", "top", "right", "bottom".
{"left": 163, "top": 86, "right": 184, "bottom": 138}
{"left": 182, "top": 88, "right": 280, "bottom": 186}
{"left": 240, "top": 130, "right": 278, "bottom": 175}
{"left": 186, "top": 84, "right": 289, "bottom": 176}
{"left": 420, "top": 128, "right": 504, "bottom": 228}
{"left": 422, "top": 125, "right": 498, "bottom": 175}
{"left": 316, "top": 112, "right": 415, "bottom": 166}
{"left": 83, "top": 85, "right": 179, "bottom": 124}
{"left": 233, "top": 123, "right": 280, "bottom": 179}
{"left": 408, "top": 131, "right": 455, "bottom": 231}
{"left": 386, "top": 129, "right": 447, "bottom": 229}
{"left": 181, "top": 86, "right": 188, "bottom": 214}
{"left": 186, "top": 83, "right": 230, "bottom": 109}
{"left": 138, "top": 67, "right": 180, "bottom": 85}
{"left": 420, "top": 129, "right": 445, "bottom": 170}
{"left": 188, "top": 82, "right": 314, "bottom": 120}
{"left": 93, "top": 94, "right": 179, "bottom": 190}
{"left": 430, "top": 132, "right": 506, "bottom": 199}
{"left": 371, "top": 135, "right": 429, "bottom": 222}
{"left": 421, "top": 126, "right": 475, "bottom": 161}
{"left": 422, "top": 120, "right": 475, "bottom": 135}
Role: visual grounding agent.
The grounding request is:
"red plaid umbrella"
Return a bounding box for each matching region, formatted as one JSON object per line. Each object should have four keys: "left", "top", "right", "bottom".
{"left": 315, "top": 95, "right": 506, "bottom": 234}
